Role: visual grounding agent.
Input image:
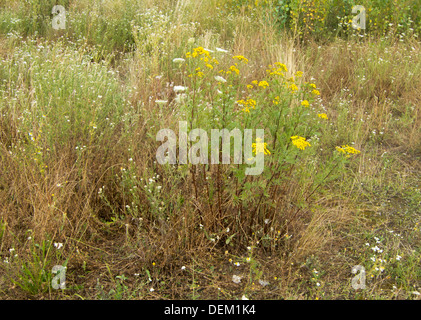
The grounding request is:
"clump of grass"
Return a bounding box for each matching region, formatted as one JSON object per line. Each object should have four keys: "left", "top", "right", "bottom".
{"left": 1, "top": 232, "right": 68, "bottom": 297}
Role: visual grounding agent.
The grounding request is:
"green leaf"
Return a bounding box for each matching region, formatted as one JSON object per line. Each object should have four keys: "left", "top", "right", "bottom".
{"left": 226, "top": 233, "right": 236, "bottom": 245}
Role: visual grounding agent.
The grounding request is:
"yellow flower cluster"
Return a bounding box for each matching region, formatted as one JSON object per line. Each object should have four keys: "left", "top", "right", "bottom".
{"left": 273, "top": 96, "right": 280, "bottom": 105}
{"left": 317, "top": 113, "right": 328, "bottom": 120}
{"left": 291, "top": 136, "right": 311, "bottom": 150}
{"left": 258, "top": 80, "right": 269, "bottom": 88}
{"left": 218, "top": 56, "right": 247, "bottom": 76}
{"left": 188, "top": 67, "right": 204, "bottom": 78}
{"left": 252, "top": 138, "right": 270, "bottom": 155}
{"left": 254, "top": 0, "right": 269, "bottom": 6}
{"left": 289, "top": 83, "right": 299, "bottom": 92}
{"left": 233, "top": 55, "right": 249, "bottom": 64}
{"left": 295, "top": 71, "right": 304, "bottom": 78}
{"left": 237, "top": 98, "right": 257, "bottom": 113}
{"left": 266, "top": 62, "right": 288, "bottom": 76}
{"left": 336, "top": 145, "right": 361, "bottom": 155}
{"left": 307, "top": 83, "right": 320, "bottom": 95}
{"left": 186, "top": 47, "right": 210, "bottom": 58}
{"left": 247, "top": 80, "right": 259, "bottom": 89}
{"left": 301, "top": 100, "right": 310, "bottom": 107}
{"left": 228, "top": 64, "right": 240, "bottom": 75}
{"left": 186, "top": 47, "right": 219, "bottom": 77}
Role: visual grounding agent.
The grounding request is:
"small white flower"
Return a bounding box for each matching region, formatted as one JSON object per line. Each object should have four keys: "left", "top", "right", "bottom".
{"left": 173, "top": 86, "right": 188, "bottom": 93}
{"left": 371, "top": 246, "right": 382, "bottom": 253}
{"left": 214, "top": 76, "right": 227, "bottom": 83}
{"left": 215, "top": 47, "right": 229, "bottom": 53}
{"left": 54, "top": 242, "right": 63, "bottom": 250}
{"left": 232, "top": 275, "right": 242, "bottom": 284}
{"left": 241, "top": 295, "right": 249, "bottom": 300}
{"left": 396, "top": 255, "right": 402, "bottom": 261}
{"left": 234, "top": 262, "right": 240, "bottom": 267}
{"left": 150, "top": 288, "right": 155, "bottom": 292}
{"left": 128, "top": 158, "right": 133, "bottom": 162}
{"left": 259, "top": 280, "right": 269, "bottom": 287}
{"left": 174, "top": 93, "right": 187, "bottom": 104}
{"left": 155, "top": 100, "right": 168, "bottom": 105}
{"left": 181, "top": 266, "right": 186, "bottom": 270}
{"left": 172, "top": 58, "right": 185, "bottom": 64}
{"left": 316, "top": 282, "right": 321, "bottom": 287}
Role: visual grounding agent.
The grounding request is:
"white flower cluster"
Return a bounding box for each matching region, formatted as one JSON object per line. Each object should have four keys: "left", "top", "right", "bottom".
{"left": 144, "top": 174, "right": 162, "bottom": 194}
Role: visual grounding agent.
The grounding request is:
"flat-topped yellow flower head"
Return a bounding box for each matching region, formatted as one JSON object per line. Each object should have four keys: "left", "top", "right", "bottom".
{"left": 291, "top": 136, "right": 311, "bottom": 150}
{"left": 252, "top": 138, "right": 270, "bottom": 155}
{"left": 301, "top": 100, "right": 310, "bottom": 107}
{"left": 336, "top": 145, "right": 361, "bottom": 155}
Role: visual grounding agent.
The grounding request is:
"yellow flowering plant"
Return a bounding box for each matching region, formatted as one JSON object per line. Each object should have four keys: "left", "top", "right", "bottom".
{"left": 171, "top": 48, "right": 361, "bottom": 248}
